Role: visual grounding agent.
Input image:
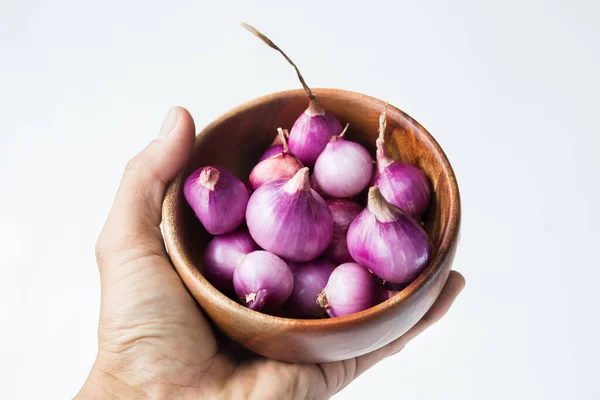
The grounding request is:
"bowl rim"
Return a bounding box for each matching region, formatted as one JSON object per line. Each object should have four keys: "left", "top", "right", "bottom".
{"left": 162, "top": 87, "right": 461, "bottom": 329}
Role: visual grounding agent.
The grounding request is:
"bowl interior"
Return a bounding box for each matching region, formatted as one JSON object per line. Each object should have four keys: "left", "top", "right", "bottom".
{"left": 173, "top": 89, "right": 455, "bottom": 289}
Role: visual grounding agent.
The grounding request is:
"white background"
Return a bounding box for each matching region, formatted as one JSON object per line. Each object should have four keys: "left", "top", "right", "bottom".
{"left": 1, "top": 0, "right": 599, "bottom": 399}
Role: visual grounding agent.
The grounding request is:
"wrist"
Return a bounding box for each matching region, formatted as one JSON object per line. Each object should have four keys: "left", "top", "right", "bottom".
{"left": 75, "top": 355, "right": 222, "bottom": 400}
{"left": 75, "top": 362, "right": 145, "bottom": 399}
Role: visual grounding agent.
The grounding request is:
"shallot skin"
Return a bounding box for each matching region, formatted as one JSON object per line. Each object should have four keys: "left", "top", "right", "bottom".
{"left": 203, "top": 228, "right": 258, "bottom": 293}
{"left": 233, "top": 251, "right": 294, "bottom": 312}
{"left": 323, "top": 199, "right": 363, "bottom": 264}
{"left": 184, "top": 166, "right": 249, "bottom": 235}
{"left": 246, "top": 168, "right": 334, "bottom": 262}
{"left": 288, "top": 101, "right": 343, "bottom": 166}
{"left": 347, "top": 187, "right": 431, "bottom": 284}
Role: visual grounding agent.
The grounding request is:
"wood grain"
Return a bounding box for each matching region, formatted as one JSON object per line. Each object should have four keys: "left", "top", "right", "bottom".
{"left": 162, "top": 88, "right": 461, "bottom": 363}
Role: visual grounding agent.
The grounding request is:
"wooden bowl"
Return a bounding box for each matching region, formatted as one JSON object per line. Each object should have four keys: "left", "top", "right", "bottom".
{"left": 162, "top": 88, "right": 461, "bottom": 363}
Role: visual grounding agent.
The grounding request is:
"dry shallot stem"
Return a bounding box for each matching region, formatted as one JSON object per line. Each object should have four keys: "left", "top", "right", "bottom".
{"left": 277, "top": 127, "right": 290, "bottom": 153}
{"left": 239, "top": 21, "right": 315, "bottom": 100}
{"left": 378, "top": 102, "right": 389, "bottom": 141}
{"left": 338, "top": 123, "right": 350, "bottom": 138}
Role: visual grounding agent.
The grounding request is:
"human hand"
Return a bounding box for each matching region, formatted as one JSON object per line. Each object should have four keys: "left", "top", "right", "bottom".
{"left": 76, "top": 107, "right": 465, "bottom": 400}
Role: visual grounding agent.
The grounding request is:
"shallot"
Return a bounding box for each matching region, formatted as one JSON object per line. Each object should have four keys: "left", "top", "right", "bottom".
{"left": 184, "top": 165, "right": 249, "bottom": 235}
{"left": 317, "top": 263, "right": 383, "bottom": 317}
{"left": 240, "top": 22, "right": 342, "bottom": 165}
{"left": 249, "top": 128, "right": 303, "bottom": 190}
{"left": 323, "top": 199, "right": 363, "bottom": 264}
{"left": 373, "top": 111, "right": 431, "bottom": 218}
{"left": 347, "top": 186, "right": 431, "bottom": 283}
{"left": 233, "top": 250, "right": 294, "bottom": 312}
{"left": 286, "top": 259, "right": 335, "bottom": 318}
{"left": 259, "top": 128, "right": 289, "bottom": 161}
{"left": 203, "top": 228, "right": 258, "bottom": 293}
{"left": 313, "top": 123, "right": 374, "bottom": 198}
{"left": 246, "top": 167, "right": 334, "bottom": 262}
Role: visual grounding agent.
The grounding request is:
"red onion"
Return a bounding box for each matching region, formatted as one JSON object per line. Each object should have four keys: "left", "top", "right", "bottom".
{"left": 246, "top": 167, "right": 334, "bottom": 262}
{"left": 347, "top": 187, "right": 431, "bottom": 284}
{"left": 286, "top": 259, "right": 335, "bottom": 318}
{"left": 259, "top": 128, "right": 290, "bottom": 162}
{"left": 233, "top": 251, "right": 294, "bottom": 312}
{"left": 373, "top": 112, "right": 431, "bottom": 218}
{"left": 203, "top": 228, "right": 258, "bottom": 293}
{"left": 249, "top": 128, "right": 303, "bottom": 190}
{"left": 184, "top": 165, "right": 249, "bottom": 235}
{"left": 239, "top": 22, "right": 342, "bottom": 166}
{"left": 313, "top": 124, "right": 374, "bottom": 198}
{"left": 317, "top": 263, "right": 383, "bottom": 317}
{"left": 323, "top": 199, "right": 363, "bottom": 264}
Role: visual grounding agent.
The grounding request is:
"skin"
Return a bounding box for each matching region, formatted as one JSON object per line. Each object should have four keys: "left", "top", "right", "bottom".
{"left": 75, "top": 106, "right": 466, "bottom": 400}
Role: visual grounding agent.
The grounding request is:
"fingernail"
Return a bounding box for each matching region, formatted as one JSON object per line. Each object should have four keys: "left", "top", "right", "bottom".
{"left": 157, "top": 107, "right": 179, "bottom": 139}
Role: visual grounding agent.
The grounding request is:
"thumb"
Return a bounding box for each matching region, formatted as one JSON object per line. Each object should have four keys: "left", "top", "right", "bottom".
{"left": 96, "top": 107, "right": 195, "bottom": 267}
